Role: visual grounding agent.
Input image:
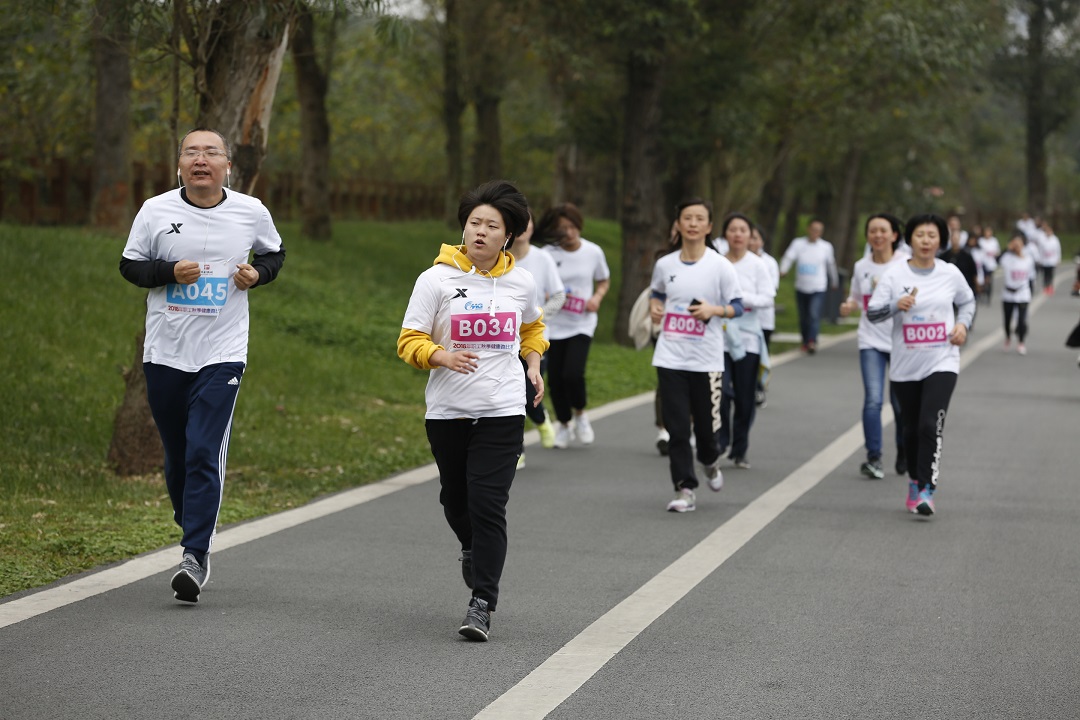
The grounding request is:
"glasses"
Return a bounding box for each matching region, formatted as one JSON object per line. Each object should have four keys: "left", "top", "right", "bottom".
{"left": 180, "top": 148, "right": 227, "bottom": 160}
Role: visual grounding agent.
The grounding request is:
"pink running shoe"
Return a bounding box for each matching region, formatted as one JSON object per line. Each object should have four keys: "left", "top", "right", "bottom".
{"left": 906, "top": 480, "right": 919, "bottom": 513}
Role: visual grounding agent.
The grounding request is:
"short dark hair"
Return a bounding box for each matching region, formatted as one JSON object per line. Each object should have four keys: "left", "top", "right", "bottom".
{"left": 178, "top": 127, "right": 231, "bottom": 159}
{"left": 865, "top": 212, "right": 904, "bottom": 251}
{"left": 457, "top": 180, "right": 530, "bottom": 241}
{"left": 534, "top": 202, "right": 585, "bottom": 246}
{"left": 904, "top": 213, "right": 949, "bottom": 246}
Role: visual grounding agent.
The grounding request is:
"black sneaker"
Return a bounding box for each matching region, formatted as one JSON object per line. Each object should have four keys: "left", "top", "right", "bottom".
{"left": 895, "top": 454, "right": 907, "bottom": 476}
{"left": 171, "top": 552, "right": 209, "bottom": 603}
{"left": 860, "top": 459, "right": 885, "bottom": 480}
{"left": 460, "top": 550, "right": 474, "bottom": 590}
{"left": 458, "top": 597, "right": 491, "bottom": 641}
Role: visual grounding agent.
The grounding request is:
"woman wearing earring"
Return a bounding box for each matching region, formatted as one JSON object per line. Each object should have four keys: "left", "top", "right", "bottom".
{"left": 839, "top": 213, "right": 907, "bottom": 481}
{"left": 867, "top": 214, "right": 975, "bottom": 516}
{"left": 650, "top": 198, "right": 744, "bottom": 512}
{"left": 397, "top": 180, "right": 547, "bottom": 640}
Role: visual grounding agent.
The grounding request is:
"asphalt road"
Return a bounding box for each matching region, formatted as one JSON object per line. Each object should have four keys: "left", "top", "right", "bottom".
{"left": 3, "top": 277, "right": 1079, "bottom": 720}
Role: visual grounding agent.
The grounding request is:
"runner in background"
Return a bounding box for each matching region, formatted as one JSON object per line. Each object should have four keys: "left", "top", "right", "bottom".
{"left": 749, "top": 225, "right": 779, "bottom": 408}
{"left": 998, "top": 231, "right": 1037, "bottom": 355}
{"left": 719, "top": 213, "right": 773, "bottom": 469}
{"left": 650, "top": 198, "right": 744, "bottom": 512}
{"left": 1038, "top": 222, "right": 1061, "bottom": 295}
{"left": 867, "top": 213, "right": 975, "bottom": 517}
{"left": 977, "top": 225, "right": 1001, "bottom": 304}
{"left": 779, "top": 219, "right": 838, "bottom": 354}
{"left": 509, "top": 213, "right": 565, "bottom": 467}
{"left": 839, "top": 213, "right": 906, "bottom": 480}
{"left": 535, "top": 203, "right": 611, "bottom": 449}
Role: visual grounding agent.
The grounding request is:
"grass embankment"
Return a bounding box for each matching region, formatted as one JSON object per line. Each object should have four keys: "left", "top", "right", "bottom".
{"left": 0, "top": 218, "right": 857, "bottom": 598}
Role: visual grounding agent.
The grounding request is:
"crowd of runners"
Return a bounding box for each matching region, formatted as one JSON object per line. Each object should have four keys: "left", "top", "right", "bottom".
{"left": 121, "top": 131, "right": 1076, "bottom": 642}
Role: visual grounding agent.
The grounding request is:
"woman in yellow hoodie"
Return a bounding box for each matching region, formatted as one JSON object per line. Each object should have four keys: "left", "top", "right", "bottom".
{"left": 397, "top": 180, "right": 548, "bottom": 641}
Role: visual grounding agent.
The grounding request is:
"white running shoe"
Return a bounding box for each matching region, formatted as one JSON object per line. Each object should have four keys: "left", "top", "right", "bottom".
{"left": 1017, "top": 343, "right": 1027, "bottom": 356}
{"left": 574, "top": 413, "right": 595, "bottom": 445}
{"left": 666, "top": 488, "right": 696, "bottom": 512}
{"left": 516, "top": 453, "right": 526, "bottom": 470}
{"left": 553, "top": 423, "right": 574, "bottom": 449}
{"left": 704, "top": 458, "right": 724, "bottom": 492}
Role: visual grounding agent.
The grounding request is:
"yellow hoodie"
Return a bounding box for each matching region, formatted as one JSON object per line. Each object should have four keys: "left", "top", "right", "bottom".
{"left": 397, "top": 244, "right": 549, "bottom": 370}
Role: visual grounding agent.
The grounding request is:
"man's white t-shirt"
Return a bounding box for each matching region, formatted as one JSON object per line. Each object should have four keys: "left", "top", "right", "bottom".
{"left": 755, "top": 250, "right": 780, "bottom": 332}
{"left": 543, "top": 239, "right": 610, "bottom": 340}
{"left": 780, "top": 237, "right": 838, "bottom": 293}
{"left": 122, "top": 188, "right": 283, "bottom": 372}
{"left": 650, "top": 251, "right": 743, "bottom": 373}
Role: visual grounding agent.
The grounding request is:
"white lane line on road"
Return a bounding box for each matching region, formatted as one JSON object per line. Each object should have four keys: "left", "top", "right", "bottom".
{"left": 473, "top": 288, "right": 1061, "bottom": 720}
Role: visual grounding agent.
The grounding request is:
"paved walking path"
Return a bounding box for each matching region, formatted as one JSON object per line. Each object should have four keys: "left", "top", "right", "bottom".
{"left": 3, "top": 276, "right": 1078, "bottom": 720}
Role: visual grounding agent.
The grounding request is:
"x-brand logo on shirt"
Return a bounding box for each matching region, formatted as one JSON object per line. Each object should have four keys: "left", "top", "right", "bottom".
{"left": 165, "top": 223, "right": 183, "bottom": 234}
{"left": 453, "top": 289, "right": 468, "bottom": 299}
{"left": 902, "top": 286, "right": 913, "bottom": 295}
{"left": 669, "top": 274, "right": 677, "bottom": 283}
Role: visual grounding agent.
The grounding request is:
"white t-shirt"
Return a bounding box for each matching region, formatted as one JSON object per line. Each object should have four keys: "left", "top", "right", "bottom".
{"left": 849, "top": 254, "right": 906, "bottom": 352}
{"left": 650, "top": 250, "right": 743, "bottom": 373}
{"left": 543, "top": 239, "right": 610, "bottom": 340}
{"left": 863, "top": 240, "right": 912, "bottom": 259}
{"left": 868, "top": 260, "right": 975, "bottom": 382}
{"left": 1041, "top": 234, "right": 1062, "bottom": 266}
{"left": 755, "top": 250, "right": 780, "bottom": 331}
{"left": 998, "top": 252, "right": 1037, "bottom": 303}
{"left": 401, "top": 262, "right": 541, "bottom": 420}
{"left": 978, "top": 236, "right": 1001, "bottom": 270}
{"left": 514, "top": 246, "right": 563, "bottom": 340}
{"left": 728, "top": 252, "right": 774, "bottom": 355}
{"left": 1026, "top": 228, "right": 1046, "bottom": 265}
{"left": 122, "top": 188, "right": 283, "bottom": 372}
{"left": 780, "top": 237, "right": 838, "bottom": 293}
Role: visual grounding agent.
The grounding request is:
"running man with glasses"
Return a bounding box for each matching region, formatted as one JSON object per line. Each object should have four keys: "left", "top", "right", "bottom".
{"left": 119, "top": 127, "right": 286, "bottom": 603}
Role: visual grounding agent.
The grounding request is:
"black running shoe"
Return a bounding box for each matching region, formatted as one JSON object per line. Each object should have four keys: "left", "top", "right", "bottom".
{"left": 460, "top": 550, "right": 474, "bottom": 590}
{"left": 458, "top": 597, "right": 490, "bottom": 641}
{"left": 171, "top": 553, "right": 208, "bottom": 603}
{"left": 895, "top": 454, "right": 907, "bottom": 476}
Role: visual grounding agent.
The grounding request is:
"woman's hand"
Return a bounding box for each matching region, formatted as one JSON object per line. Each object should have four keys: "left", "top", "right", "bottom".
{"left": 430, "top": 349, "right": 479, "bottom": 374}
{"left": 527, "top": 368, "right": 545, "bottom": 406}
{"left": 949, "top": 323, "right": 968, "bottom": 346}
{"left": 897, "top": 287, "right": 918, "bottom": 312}
{"left": 839, "top": 299, "right": 858, "bottom": 318}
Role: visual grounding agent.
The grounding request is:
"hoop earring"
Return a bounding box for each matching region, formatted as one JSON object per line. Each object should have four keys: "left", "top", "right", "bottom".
{"left": 176, "top": 173, "right": 182, "bottom": 188}
{"left": 226, "top": 171, "right": 231, "bottom": 189}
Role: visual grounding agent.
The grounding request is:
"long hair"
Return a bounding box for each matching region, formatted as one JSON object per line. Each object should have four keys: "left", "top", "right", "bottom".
{"left": 667, "top": 197, "right": 717, "bottom": 256}
{"left": 866, "top": 212, "right": 904, "bottom": 251}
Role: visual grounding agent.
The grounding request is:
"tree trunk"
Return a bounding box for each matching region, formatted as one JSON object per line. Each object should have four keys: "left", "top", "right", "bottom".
{"left": 755, "top": 138, "right": 791, "bottom": 251}
{"left": 107, "top": 330, "right": 164, "bottom": 476}
{"left": 830, "top": 147, "right": 863, "bottom": 274}
{"left": 181, "top": 0, "right": 294, "bottom": 194}
{"left": 442, "top": 0, "right": 465, "bottom": 225}
{"left": 1025, "top": 0, "right": 1048, "bottom": 217}
{"left": 616, "top": 55, "right": 668, "bottom": 346}
{"left": 90, "top": 0, "right": 132, "bottom": 230}
{"left": 472, "top": 92, "right": 502, "bottom": 184}
{"left": 292, "top": 4, "right": 333, "bottom": 240}
{"left": 779, "top": 187, "right": 803, "bottom": 256}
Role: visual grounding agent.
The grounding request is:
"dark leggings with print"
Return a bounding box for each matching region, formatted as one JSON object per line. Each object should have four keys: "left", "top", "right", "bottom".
{"left": 891, "top": 372, "right": 957, "bottom": 492}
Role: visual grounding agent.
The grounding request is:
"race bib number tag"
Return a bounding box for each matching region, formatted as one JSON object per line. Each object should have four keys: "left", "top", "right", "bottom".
{"left": 902, "top": 322, "right": 947, "bottom": 347}
{"left": 797, "top": 263, "right": 818, "bottom": 276}
{"left": 1009, "top": 269, "right": 1029, "bottom": 284}
{"left": 662, "top": 312, "right": 706, "bottom": 339}
{"left": 451, "top": 311, "right": 518, "bottom": 350}
{"left": 166, "top": 265, "right": 228, "bottom": 315}
{"left": 862, "top": 294, "right": 872, "bottom": 312}
{"left": 563, "top": 295, "right": 586, "bottom": 314}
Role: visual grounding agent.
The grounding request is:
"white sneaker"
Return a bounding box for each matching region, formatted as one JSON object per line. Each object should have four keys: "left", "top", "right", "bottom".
{"left": 1017, "top": 343, "right": 1027, "bottom": 356}
{"left": 704, "top": 458, "right": 724, "bottom": 491}
{"left": 574, "top": 413, "right": 595, "bottom": 445}
{"left": 516, "top": 453, "right": 526, "bottom": 470}
{"left": 553, "top": 423, "right": 574, "bottom": 449}
{"left": 666, "top": 488, "right": 696, "bottom": 513}
{"left": 656, "top": 428, "right": 670, "bottom": 456}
